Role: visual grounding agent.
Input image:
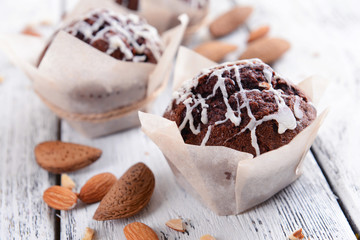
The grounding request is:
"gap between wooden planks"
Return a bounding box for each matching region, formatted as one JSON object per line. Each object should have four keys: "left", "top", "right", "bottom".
{"left": 57, "top": 0, "right": 353, "bottom": 239}
{"left": 0, "top": 0, "right": 357, "bottom": 239}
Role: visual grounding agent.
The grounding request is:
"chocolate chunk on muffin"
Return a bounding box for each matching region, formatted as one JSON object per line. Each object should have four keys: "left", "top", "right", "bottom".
{"left": 40, "top": 9, "right": 163, "bottom": 65}
{"left": 116, "top": 0, "right": 139, "bottom": 10}
{"left": 164, "top": 59, "right": 316, "bottom": 156}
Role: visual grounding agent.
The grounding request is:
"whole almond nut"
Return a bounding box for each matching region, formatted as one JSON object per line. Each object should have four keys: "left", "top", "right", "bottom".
{"left": 43, "top": 185, "right": 77, "bottom": 210}
{"left": 194, "top": 41, "right": 237, "bottom": 62}
{"left": 239, "top": 37, "right": 290, "bottom": 64}
{"left": 93, "top": 163, "right": 155, "bottom": 221}
{"left": 35, "top": 141, "right": 102, "bottom": 174}
{"left": 200, "top": 235, "right": 216, "bottom": 240}
{"left": 124, "top": 222, "right": 158, "bottom": 240}
{"left": 209, "top": 6, "right": 253, "bottom": 38}
{"left": 79, "top": 172, "right": 117, "bottom": 204}
{"left": 165, "top": 219, "right": 185, "bottom": 232}
{"left": 247, "top": 25, "right": 270, "bottom": 43}
{"left": 61, "top": 174, "right": 76, "bottom": 190}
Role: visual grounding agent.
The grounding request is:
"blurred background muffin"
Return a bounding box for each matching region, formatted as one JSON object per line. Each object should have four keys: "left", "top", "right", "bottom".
{"left": 40, "top": 9, "right": 164, "bottom": 65}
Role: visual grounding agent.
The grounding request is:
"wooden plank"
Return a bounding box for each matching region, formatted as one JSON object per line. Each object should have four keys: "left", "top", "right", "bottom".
{"left": 239, "top": 0, "right": 360, "bottom": 232}
{"left": 0, "top": 0, "right": 62, "bottom": 33}
{"left": 311, "top": 12, "right": 360, "bottom": 234}
{"left": 0, "top": 0, "right": 62, "bottom": 239}
{"left": 0, "top": 50, "right": 58, "bottom": 239}
{"left": 59, "top": 0, "right": 357, "bottom": 239}
{"left": 60, "top": 88, "right": 355, "bottom": 239}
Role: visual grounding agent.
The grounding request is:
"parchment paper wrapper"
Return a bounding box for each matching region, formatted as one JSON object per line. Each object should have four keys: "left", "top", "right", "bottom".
{"left": 0, "top": 8, "right": 188, "bottom": 138}
{"left": 65, "top": 0, "right": 208, "bottom": 34}
{"left": 139, "top": 47, "right": 328, "bottom": 215}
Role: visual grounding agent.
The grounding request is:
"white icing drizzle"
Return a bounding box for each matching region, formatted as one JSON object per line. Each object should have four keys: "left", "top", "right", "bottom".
{"left": 172, "top": 59, "right": 301, "bottom": 156}
{"left": 294, "top": 95, "right": 304, "bottom": 119}
{"left": 64, "top": 9, "right": 163, "bottom": 62}
{"left": 200, "top": 125, "right": 212, "bottom": 146}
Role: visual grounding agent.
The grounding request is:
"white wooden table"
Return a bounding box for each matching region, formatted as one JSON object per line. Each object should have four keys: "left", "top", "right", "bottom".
{"left": 1, "top": 0, "right": 359, "bottom": 239}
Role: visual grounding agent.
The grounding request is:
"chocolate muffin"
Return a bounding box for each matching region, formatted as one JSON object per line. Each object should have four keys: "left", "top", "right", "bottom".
{"left": 62, "top": 9, "right": 163, "bottom": 64}
{"left": 164, "top": 59, "right": 316, "bottom": 156}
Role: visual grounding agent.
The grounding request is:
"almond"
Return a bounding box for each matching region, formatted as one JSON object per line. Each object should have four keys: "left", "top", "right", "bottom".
{"left": 93, "top": 163, "right": 155, "bottom": 220}
{"left": 21, "top": 25, "right": 41, "bottom": 37}
{"left": 194, "top": 41, "right": 237, "bottom": 62}
{"left": 61, "top": 174, "right": 76, "bottom": 190}
{"left": 82, "top": 227, "right": 95, "bottom": 240}
{"left": 209, "top": 6, "right": 253, "bottom": 38}
{"left": 239, "top": 37, "right": 290, "bottom": 64}
{"left": 200, "top": 235, "right": 216, "bottom": 240}
{"left": 0, "top": 76, "right": 4, "bottom": 83}
{"left": 259, "top": 82, "right": 271, "bottom": 90}
{"left": 39, "top": 19, "right": 54, "bottom": 26}
{"left": 165, "top": 219, "right": 185, "bottom": 232}
{"left": 289, "top": 228, "right": 305, "bottom": 240}
{"left": 35, "top": 141, "right": 102, "bottom": 174}
{"left": 43, "top": 185, "right": 77, "bottom": 210}
{"left": 247, "top": 25, "right": 270, "bottom": 43}
{"left": 124, "top": 222, "right": 158, "bottom": 240}
{"left": 79, "top": 172, "right": 116, "bottom": 204}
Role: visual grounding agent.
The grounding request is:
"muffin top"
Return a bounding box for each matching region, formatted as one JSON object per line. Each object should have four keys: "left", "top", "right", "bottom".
{"left": 163, "top": 59, "right": 316, "bottom": 156}
{"left": 64, "top": 9, "right": 164, "bottom": 63}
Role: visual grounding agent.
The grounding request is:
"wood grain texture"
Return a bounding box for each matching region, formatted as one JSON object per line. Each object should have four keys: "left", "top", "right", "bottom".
{"left": 60, "top": 86, "right": 355, "bottom": 239}
{"left": 0, "top": 0, "right": 62, "bottom": 239}
{"left": 240, "top": 0, "right": 360, "bottom": 232}
{"left": 0, "top": 53, "right": 58, "bottom": 239}
{"left": 58, "top": 0, "right": 357, "bottom": 239}
{"left": 0, "top": 0, "right": 358, "bottom": 239}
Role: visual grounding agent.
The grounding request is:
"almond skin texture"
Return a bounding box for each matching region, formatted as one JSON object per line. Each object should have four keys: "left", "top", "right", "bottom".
{"left": 194, "top": 41, "right": 237, "bottom": 62}
{"left": 239, "top": 37, "right": 290, "bottom": 64}
{"left": 165, "top": 219, "right": 185, "bottom": 232}
{"left": 93, "top": 163, "right": 155, "bottom": 221}
{"left": 247, "top": 25, "right": 270, "bottom": 43}
{"left": 35, "top": 141, "right": 102, "bottom": 174}
{"left": 43, "top": 185, "right": 77, "bottom": 210}
{"left": 124, "top": 222, "right": 159, "bottom": 240}
{"left": 210, "top": 6, "right": 253, "bottom": 38}
{"left": 79, "top": 172, "right": 117, "bottom": 204}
